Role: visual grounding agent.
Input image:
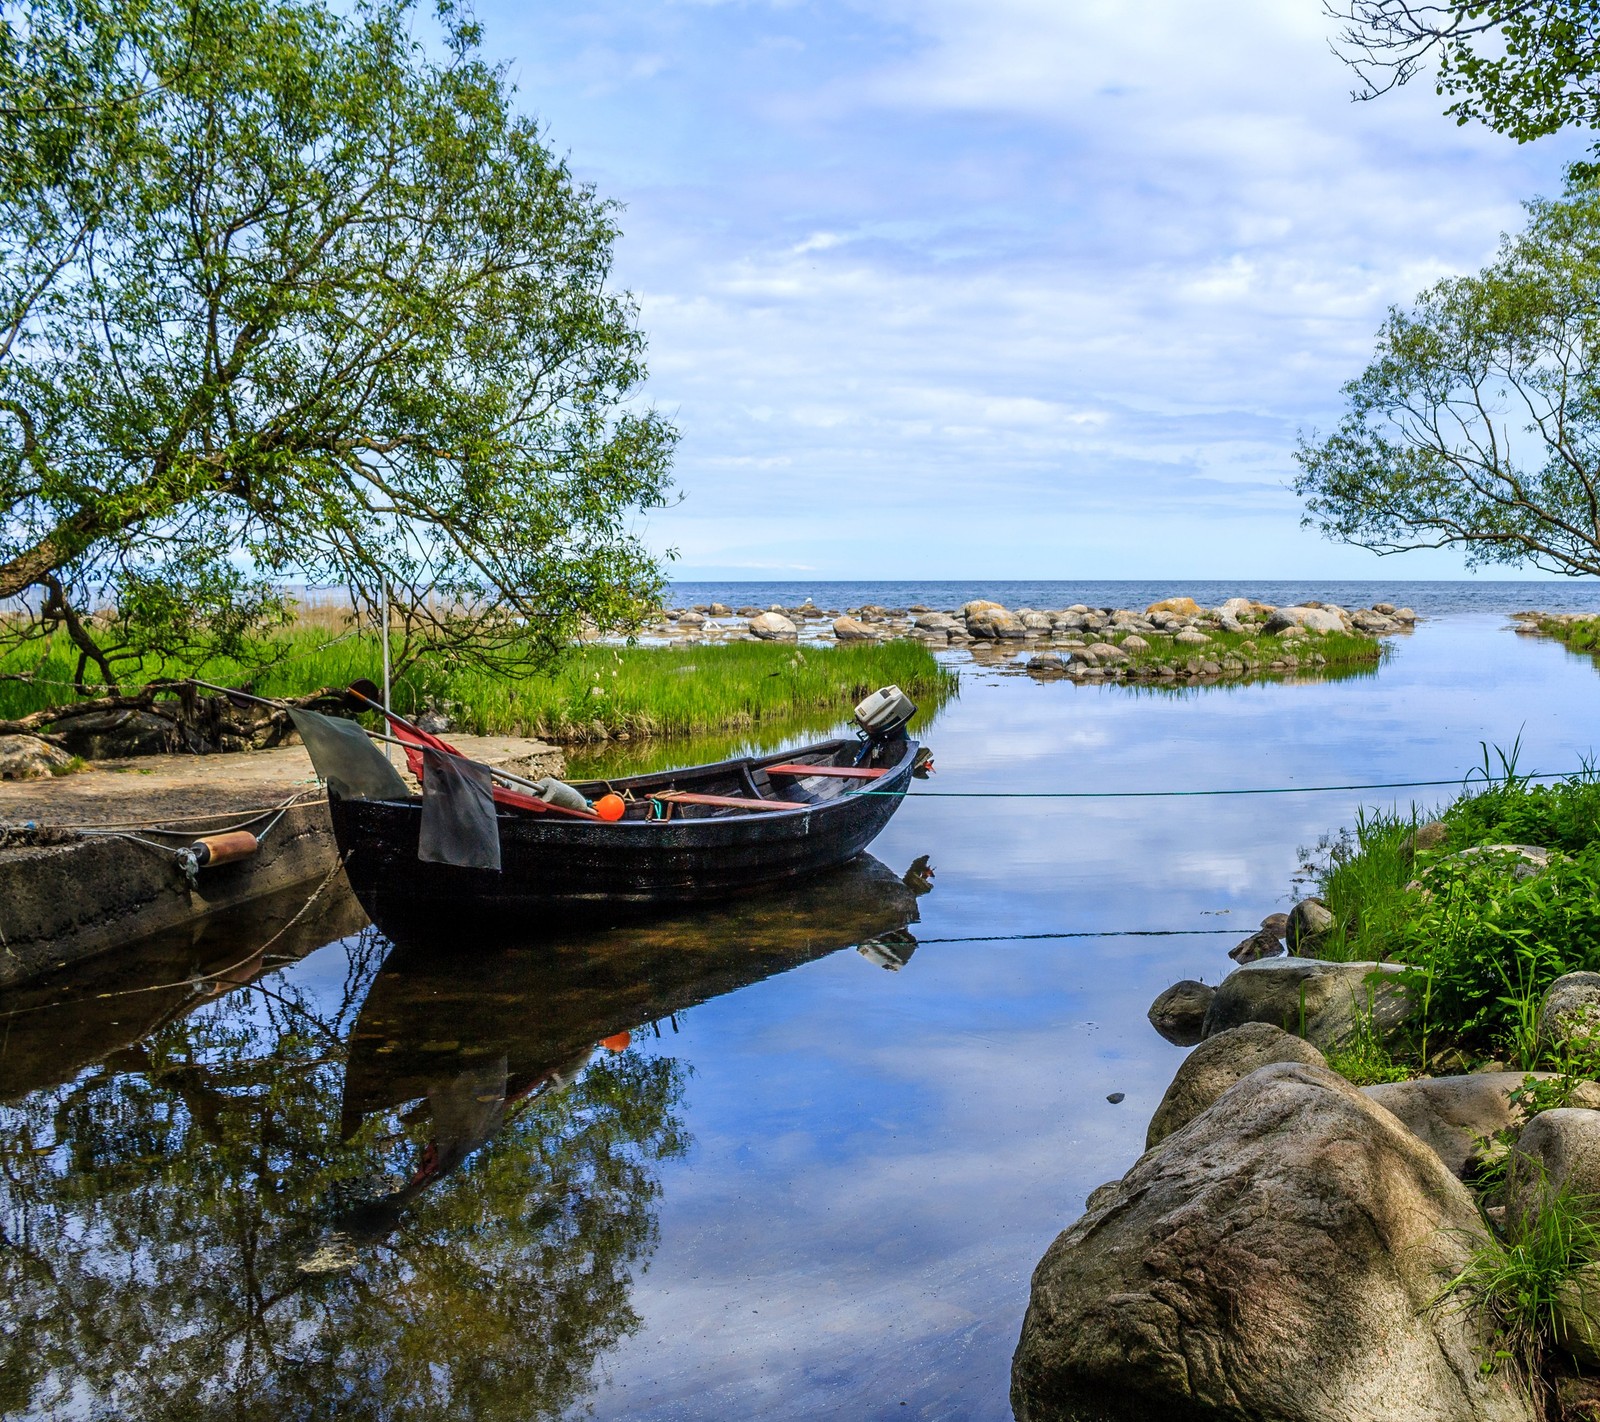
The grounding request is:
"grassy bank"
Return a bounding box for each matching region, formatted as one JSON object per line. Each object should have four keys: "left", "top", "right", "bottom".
{"left": 1533, "top": 613, "right": 1600, "bottom": 655}
{"left": 1100, "top": 625, "right": 1388, "bottom": 678}
{"left": 0, "top": 632, "right": 957, "bottom": 744}
{"left": 1310, "top": 756, "right": 1600, "bottom": 1067}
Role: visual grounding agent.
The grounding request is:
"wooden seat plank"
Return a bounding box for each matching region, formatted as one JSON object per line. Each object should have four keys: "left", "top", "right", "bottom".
{"left": 651, "top": 790, "right": 808, "bottom": 812}
{"left": 765, "top": 764, "right": 887, "bottom": 780}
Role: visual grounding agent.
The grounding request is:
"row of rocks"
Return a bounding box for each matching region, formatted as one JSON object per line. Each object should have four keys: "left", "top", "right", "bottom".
{"left": 636, "top": 595, "right": 1417, "bottom": 648}
{"left": 1015, "top": 949, "right": 1600, "bottom": 1420}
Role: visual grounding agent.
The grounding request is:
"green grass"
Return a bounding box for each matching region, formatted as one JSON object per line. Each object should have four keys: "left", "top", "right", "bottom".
{"left": 0, "top": 630, "right": 958, "bottom": 744}
{"left": 1307, "top": 749, "right": 1600, "bottom": 1061}
{"left": 1083, "top": 626, "right": 1387, "bottom": 678}
{"left": 1537, "top": 615, "right": 1600, "bottom": 655}
{"left": 1435, "top": 1172, "right": 1600, "bottom": 1385}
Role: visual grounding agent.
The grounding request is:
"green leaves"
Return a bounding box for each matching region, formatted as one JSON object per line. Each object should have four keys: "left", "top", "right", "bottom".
{"left": 0, "top": 0, "right": 675, "bottom": 685}
{"left": 1296, "top": 173, "right": 1600, "bottom": 575}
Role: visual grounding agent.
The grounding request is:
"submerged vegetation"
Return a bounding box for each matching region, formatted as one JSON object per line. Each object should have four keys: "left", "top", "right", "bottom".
{"left": 0, "top": 628, "right": 957, "bottom": 744}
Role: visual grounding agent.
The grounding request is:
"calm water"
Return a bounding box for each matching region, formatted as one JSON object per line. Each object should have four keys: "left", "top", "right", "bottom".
{"left": 668, "top": 577, "right": 1600, "bottom": 617}
{"left": 6, "top": 611, "right": 1600, "bottom": 1419}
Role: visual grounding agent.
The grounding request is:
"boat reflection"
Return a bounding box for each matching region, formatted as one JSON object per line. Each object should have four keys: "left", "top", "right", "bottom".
{"left": 336, "top": 851, "right": 933, "bottom": 1234}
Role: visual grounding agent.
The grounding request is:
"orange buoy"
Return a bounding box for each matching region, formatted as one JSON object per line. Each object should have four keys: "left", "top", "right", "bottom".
{"left": 600, "top": 1031, "right": 631, "bottom": 1053}
{"left": 594, "top": 793, "right": 626, "bottom": 822}
{"left": 190, "top": 831, "right": 259, "bottom": 867}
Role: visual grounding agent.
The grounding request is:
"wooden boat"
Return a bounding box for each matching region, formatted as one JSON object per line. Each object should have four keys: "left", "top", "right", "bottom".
{"left": 328, "top": 728, "right": 923, "bottom": 936}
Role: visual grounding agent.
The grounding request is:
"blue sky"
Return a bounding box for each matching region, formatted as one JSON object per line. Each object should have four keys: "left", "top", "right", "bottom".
{"left": 474, "top": 0, "right": 1585, "bottom": 581}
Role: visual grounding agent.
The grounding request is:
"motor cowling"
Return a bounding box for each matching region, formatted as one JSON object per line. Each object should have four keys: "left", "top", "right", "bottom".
{"left": 854, "top": 685, "right": 917, "bottom": 740}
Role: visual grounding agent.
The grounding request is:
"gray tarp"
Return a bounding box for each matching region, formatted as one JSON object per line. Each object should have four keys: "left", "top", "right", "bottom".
{"left": 418, "top": 747, "right": 502, "bottom": 871}
{"left": 289, "top": 708, "right": 411, "bottom": 802}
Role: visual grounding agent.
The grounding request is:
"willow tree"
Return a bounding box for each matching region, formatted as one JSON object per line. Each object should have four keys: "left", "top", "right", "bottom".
{"left": 0, "top": 0, "right": 675, "bottom": 692}
{"left": 1295, "top": 174, "right": 1600, "bottom": 574}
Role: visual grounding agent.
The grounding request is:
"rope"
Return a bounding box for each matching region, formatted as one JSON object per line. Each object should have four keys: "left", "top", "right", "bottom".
{"left": 38, "top": 790, "right": 326, "bottom": 837}
{"left": 860, "top": 769, "right": 1583, "bottom": 801}
{"left": 911, "top": 927, "right": 1242, "bottom": 944}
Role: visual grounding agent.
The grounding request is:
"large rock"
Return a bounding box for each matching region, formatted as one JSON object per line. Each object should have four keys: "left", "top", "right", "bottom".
{"left": 1228, "top": 926, "right": 1285, "bottom": 963}
{"left": 1146, "top": 1022, "right": 1325, "bottom": 1147}
{"left": 1217, "top": 597, "right": 1254, "bottom": 620}
{"left": 1144, "top": 597, "right": 1200, "bottom": 617}
{"left": 831, "top": 616, "right": 875, "bottom": 641}
{"left": 1443, "top": 843, "right": 1554, "bottom": 883}
{"left": 1287, "top": 895, "right": 1336, "bottom": 954}
{"left": 1012, "top": 1063, "right": 1532, "bottom": 1422}
{"left": 1147, "top": 979, "right": 1214, "bottom": 1046}
{"left": 747, "top": 611, "right": 797, "bottom": 640}
{"left": 1364, "top": 1072, "right": 1597, "bottom": 1179}
{"left": 1265, "top": 606, "right": 1347, "bottom": 635}
{"left": 1540, "top": 972, "right": 1600, "bottom": 1058}
{"left": 966, "top": 606, "right": 1027, "bottom": 639}
{"left": 1508, "top": 1107, "right": 1600, "bottom": 1226}
{"left": 1201, "top": 957, "right": 1412, "bottom": 1051}
{"left": 1085, "top": 641, "right": 1126, "bottom": 663}
{"left": 0, "top": 733, "right": 74, "bottom": 779}
{"left": 1173, "top": 629, "right": 1211, "bottom": 647}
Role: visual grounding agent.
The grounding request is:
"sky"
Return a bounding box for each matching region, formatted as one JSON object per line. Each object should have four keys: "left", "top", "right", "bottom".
{"left": 472, "top": 0, "right": 1587, "bottom": 582}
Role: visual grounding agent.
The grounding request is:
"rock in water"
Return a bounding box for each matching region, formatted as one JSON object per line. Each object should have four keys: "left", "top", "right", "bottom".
{"left": 1286, "top": 895, "right": 1335, "bottom": 953}
{"left": 1011, "top": 1063, "right": 1534, "bottom": 1422}
{"left": 831, "top": 616, "right": 875, "bottom": 641}
{"left": 1145, "top": 597, "right": 1200, "bottom": 617}
{"left": 747, "top": 611, "right": 797, "bottom": 640}
{"left": 967, "top": 606, "right": 1027, "bottom": 639}
{"left": 1228, "top": 927, "right": 1284, "bottom": 963}
{"left": 1201, "top": 957, "right": 1412, "bottom": 1052}
{"left": 1147, "top": 980, "right": 1214, "bottom": 1046}
{"left": 1146, "top": 1022, "right": 1325, "bottom": 1148}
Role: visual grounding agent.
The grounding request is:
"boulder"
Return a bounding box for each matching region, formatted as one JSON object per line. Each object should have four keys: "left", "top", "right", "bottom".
{"left": 1066, "top": 648, "right": 1099, "bottom": 667}
{"left": 1202, "top": 957, "right": 1412, "bottom": 1052}
{"left": 1147, "top": 979, "right": 1214, "bottom": 1046}
{"left": 675, "top": 610, "right": 706, "bottom": 627}
{"left": 708, "top": 602, "right": 731, "bottom": 616}
{"left": 831, "top": 616, "right": 875, "bottom": 641}
{"left": 1287, "top": 896, "right": 1336, "bottom": 954}
{"left": 1026, "top": 652, "right": 1067, "bottom": 674}
{"left": 1540, "top": 972, "right": 1600, "bottom": 1059}
{"left": 1118, "top": 634, "right": 1148, "bottom": 652}
{"left": 1363, "top": 1072, "right": 1597, "bottom": 1179}
{"left": 1443, "top": 844, "right": 1554, "bottom": 883}
{"left": 0, "top": 733, "right": 74, "bottom": 779}
{"left": 1508, "top": 1107, "right": 1600, "bottom": 1229}
{"left": 914, "top": 612, "right": 962, "bottom": 633}
{"left": 1400, "top": 820, "right": 1448, "bottom": 862}
{"left": 747, "top": 611, "right": 798, "bottom": 640}
{"left": 1395, "top": 607, "right": 1417, "bottom": 623}
{"left": 1021, "top": 611, "right": 1055, "bottom": 632}
{"left": 1146, "top": 1022, "right": 1325, "bottom": 1147}
{"left": 1217, "top": 597, "right": 1253, "bottom": 620}
{"left": 1260, "top": 911, "right": 1289, "bottom": 939}
{"left": 1085, "top": 641, "right": 1126, "bottom": 663}
{"left": 1012, "top": 1063, "right": 1532, "bottom": 1422}
{"left": 1265, "top": 606, "right": 1347, "bottom": 635}
{"left": 960, "top": 599, "right": 1005, "bottom": 618}
{"left": 1144, "top": 597, "right": 1200, "bottom": 617}
{"left": 1173, "top": 629, "right": 1211, "bottom": 647}
{"left": 1228, "top": 927, "right": 1285, "bottom": 964}
{"left": 967, "top": 606, "right": 1028, "bottom": 639}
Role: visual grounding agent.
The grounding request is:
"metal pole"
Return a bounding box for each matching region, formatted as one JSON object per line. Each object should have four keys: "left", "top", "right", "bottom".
{"left": 379, "top": 575, "right": 392, "bottom": 764}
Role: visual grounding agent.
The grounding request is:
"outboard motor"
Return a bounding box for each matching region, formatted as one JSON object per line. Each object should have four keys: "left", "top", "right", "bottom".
{"left": 854, "top": 684, "right": 917, "bottom": 744}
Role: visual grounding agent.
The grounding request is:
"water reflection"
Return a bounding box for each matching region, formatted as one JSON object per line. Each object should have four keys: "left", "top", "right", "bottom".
{"left": 0, "top": 851, "right": 929, "bottom": 1420}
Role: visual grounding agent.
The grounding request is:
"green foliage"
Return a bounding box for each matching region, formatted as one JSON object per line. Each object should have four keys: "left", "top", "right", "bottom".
{"left": 0, "top": 629, "right": 958, "bottom": 742}
{"left": 1110, "top": 626, "right": 1386, "bottom": 678}
{"left": 0, "top": 0, "right": 675, "bottom": 691}
{"left": 1294, "top": 172, "right": 1600, "bottom": 577}
{"left": 1334, "top": 1, "right": 1600, "bottom": 146}
{"left": 1312, "top": 761, "right": 1600, "bottom": 1056}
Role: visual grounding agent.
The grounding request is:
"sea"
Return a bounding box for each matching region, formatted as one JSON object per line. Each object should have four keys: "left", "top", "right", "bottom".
{"left": 666, "top": 578, "right": 1600, "bottom": 618}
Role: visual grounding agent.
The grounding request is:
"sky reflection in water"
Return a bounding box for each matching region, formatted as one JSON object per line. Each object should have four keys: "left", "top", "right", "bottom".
{"left": 6, "top": 612, "right": 1600, "bottom": 1420}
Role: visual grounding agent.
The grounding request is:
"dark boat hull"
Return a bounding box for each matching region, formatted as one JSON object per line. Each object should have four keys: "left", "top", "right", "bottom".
{"left": 329, "top": 734, "right": 919, "bottom": 936}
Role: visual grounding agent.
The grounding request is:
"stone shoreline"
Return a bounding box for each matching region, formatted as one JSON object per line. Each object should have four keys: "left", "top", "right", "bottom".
{"left": 640, "top": 593, "right": 1415, "bottom": 683}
